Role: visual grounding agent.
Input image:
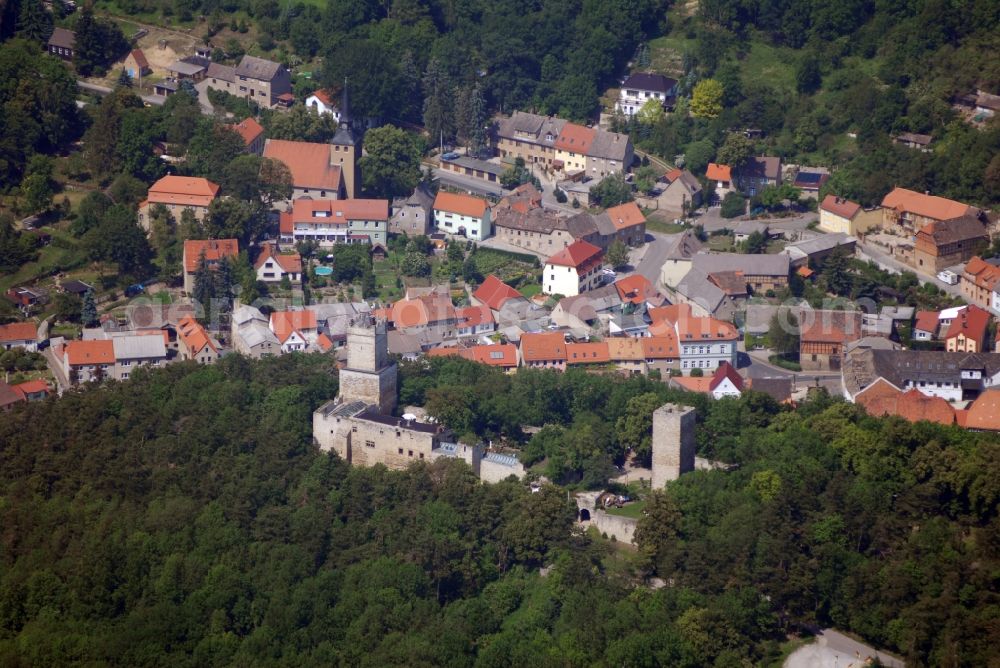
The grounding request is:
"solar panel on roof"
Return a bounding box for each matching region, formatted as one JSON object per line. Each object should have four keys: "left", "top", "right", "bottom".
{"left": 796, "top": 172, "right": 824, "bottom": 184}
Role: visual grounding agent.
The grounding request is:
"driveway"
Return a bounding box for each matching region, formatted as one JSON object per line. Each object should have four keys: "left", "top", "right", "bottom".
{"left": 856, "top": 242, "right": 964, "bottom": 298}
{"left": 43, "top": 347, "right": 70, "bottom": 395}
{"left": 785, "top": 629, "right": 904, "bottom": 668}
{"left": 693, "top": 206, "right": 818, "bottom": 236}
{"left": 429, "top": 164, "right": 505, "bottom": 199}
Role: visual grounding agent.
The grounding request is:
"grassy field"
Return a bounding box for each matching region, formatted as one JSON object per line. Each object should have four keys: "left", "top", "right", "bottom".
{"left": 605, "top": 500, "right": 646, "bottom": 519}
{"left": 648, "top": 33, "right": 696, "bottom": 76}
{"left": 519, "top": 283, "right": 542, "bottom": 298}
{"left": 740, "top": 41, "right": 798, "bottom": 95}
{"left": 645, "top": 218, "right": 687, "bottom": 235}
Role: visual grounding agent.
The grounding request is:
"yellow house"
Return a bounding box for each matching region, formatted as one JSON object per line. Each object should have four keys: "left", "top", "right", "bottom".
{"left": 553, "top": 123, "right": 595, "bottom": 174}
{"left": 819, "top": 195, "right": 881, "bottom": 236}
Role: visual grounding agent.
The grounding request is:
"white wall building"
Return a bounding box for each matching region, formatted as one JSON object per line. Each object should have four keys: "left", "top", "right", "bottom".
{"left": 616, "top": 73, "right": 678, "bottom": 117}
{"left": 675, "top": 316, "right": 739, "bottom": 373}
{"left": 542, "top": 241, "right": 604, "bottom": 297}
{"left": 432, "top": 191, "right": 492, "bottom": 242}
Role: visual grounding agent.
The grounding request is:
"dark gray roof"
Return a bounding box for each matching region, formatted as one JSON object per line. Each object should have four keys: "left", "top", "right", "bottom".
{"left": 844, "top": 348, "right": 1000, "bottom": 397}
{"left": 168, "top": 60, "right": 206, "bottom": 76}
{"left": 740, "top": 156, "right": 781, "bottom": 181}
{"left": 235, "top": 55, "right": 283, "bottom": 81}
{"left": 356, "top": 408, "right": 440, "bottom": 433}
{"left": 206, "top": 62, "right": 235, "bottom": 82}
{"left": 622, "top": 73, "right": 677, "bottom": 94}
{"left": 691, "top": 251, "right": 790, "bottom": 277}
{"left": 676, "top": 268, "right": 726, "bottom": 313}
{"left": 443, "top": 155, "right": 505, "bottom": 177}
{"left": 48, "top": 28, "right": 75, "bottom": 49}
{"left": 495, "top": 207, "right": 603, "bottom": 240}
{"left": 747, "top": 377, "right": 791, "bottom": 402}
{"left": 497, "top": 112, "right": 566, "bottom": 144}
{"left": 919, "top": 214, "right": 987, "bottom": 245}
{"left": 664, "top": 229, "right": 703, "bottom": 260}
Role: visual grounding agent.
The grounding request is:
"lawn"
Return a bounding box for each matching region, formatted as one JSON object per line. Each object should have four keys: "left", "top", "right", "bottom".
{"left": 605, "top": 500, "right": 646, "bottom": 519}
{"left": 707, "top": 233, "right": 736, "bottom": 252}
{"left": 648, "top": 33, "right": 696, "bottom": 76}
{"left": 645, "top": 218, "right": 688, "bottom": 235}
{"left": 519, "top": 283, "right": 542, "bottom": 298}
{"left": 738, "top": 41, "right": 799, "bottom": 96}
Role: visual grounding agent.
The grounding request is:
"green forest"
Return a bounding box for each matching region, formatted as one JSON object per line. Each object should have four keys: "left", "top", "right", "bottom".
{"left": 0, "top": 354, "right": 998, "bottom": 666}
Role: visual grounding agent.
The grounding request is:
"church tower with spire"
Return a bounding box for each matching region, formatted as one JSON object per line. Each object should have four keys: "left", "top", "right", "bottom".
{"left": 330, "top": 80, "right": 362, "bottom": 199}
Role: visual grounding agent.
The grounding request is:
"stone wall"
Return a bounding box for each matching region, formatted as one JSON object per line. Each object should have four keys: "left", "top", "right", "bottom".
{"left": 480, "top": 457, "right": 525, "bottom": 483}
{"left": 651, "top": 403, "right": 696, "bottom": 489}
{"left": 338, "top": 365, "right": 398, "bottom": 414}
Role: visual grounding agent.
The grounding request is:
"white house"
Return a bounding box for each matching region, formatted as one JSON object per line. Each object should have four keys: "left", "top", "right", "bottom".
{"left": 254, "top": 244, "right": 303, "bottom": 283}
{"left": 280, "top": 198, "right": 389, "bottom": 248}
{"left": 270, "top": 310, "right": 319, "bottom": 353}
{"left": 616, "top": 73, "right": 677, "bottom": 117}
{"left": 543, "top": 240, "right": 604, "bottom": 297}
{"left": 432, "top": 191, "right": 492, "bottom": 242}
{"left": 304, "top": 89, "right": 341, "bottom": 122}
{"left": 675, "top": 315, "right": 739, "bottom": 373}
{"left": 456, "top": 305, "right": 496, "bottom": 338}
{"left": 0, "top": 322, "right": 38, "bottom": 352}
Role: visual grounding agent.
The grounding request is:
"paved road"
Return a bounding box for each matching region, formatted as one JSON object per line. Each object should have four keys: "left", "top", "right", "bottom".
{"left": 693, "top": 205, "right": 818, "bottom": 236}
{"left": 785, "top": 628, "right": 904, "bottom": 668}
{"left": 77, "top": 79, "right": 166, "bottom": 108}
{"left": 632, "top": 231, "right": 675, "bottom": 284}
{"left": 856, "top": 242, "right": 964, "bottom": 298}
{"left": 42, "top": 347, "right": 70, "bottom": 395}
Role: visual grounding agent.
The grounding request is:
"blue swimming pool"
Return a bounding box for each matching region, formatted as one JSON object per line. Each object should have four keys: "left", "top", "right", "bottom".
{"left": 314, "top": 266, "right": 333, "bottom": 276}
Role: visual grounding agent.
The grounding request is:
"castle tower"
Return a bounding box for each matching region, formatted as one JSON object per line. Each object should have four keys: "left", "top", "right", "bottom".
{"left": 651, "top": 403, "right": 696, "bottom": 489}
{"left": 338, "top": 315, "right": 397, "bottom": 414}
{"left": 330, "top": 80, "right": 361, "bottom": 199}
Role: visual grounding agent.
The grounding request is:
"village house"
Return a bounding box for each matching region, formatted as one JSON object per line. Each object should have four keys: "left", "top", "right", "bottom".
{"left": 231, "top": 305, "right": 280, "bottom": 359}
{"left": 228, "top": 117, "right": 266, "bottom": 155}
{"left": 0, "top": 380, "right": 49, "bottom": 411}
{"left": 818, "top": 195, "right": 882, "bottom": 236}
{"left": 138, "top": 176, "right": 220, "bottom": 231}
{"left": 565, "top": 341, "right": 612, "bottom": 369}
{"left": 123, "top": 49, "right": 150, "bottom": 81}
{"left": 790, "top": 168, "right": 829, "bottom": 199}
{"left": 893, "top": 132, "right": 934, "bottom": 151}
{"left": 881, "top": 187, "right": 979, "bottom": 233}
{"left": 799, "top": 309, "right": 864, "bottom": 372}
{"left": 0, "top": 322, "right": 38, "bottom": 352}
{"left": 182, "top": 238, "right": 239, "bottom": 294}
{"left": 843, "top": 347, "right": 1000, "bottom": 403}
{"left": 655, "top": 168, "right": 703, "bottom": 214}
{"left": 668, "top": 252, "right": 790, "bottom": 318}
{"left": 496, "top": 112, "right": 567, "bottom": 170}
{"left": 493, "top": 207, "right": 604, "bottom": 253}
{"left": 389, "top": 292, "right": 458, "bottom": 331}
{"left": 961, "top": 256, "right": 1000, "bottom": 310}
{"left": 270, "top": 310, "right": 319, "bottom": 353}
{"left": 614, "top": 274, "right": 666, "bottom": 308}
{"left": 519, "top": 331, "right": 568, "bottom": 370}
{"left": 616, "top": 73, "right": 678, "bottom": 116}
{"left": 110, "top": 335, "right": 168, "bottom": 381}
{"left": 390, "top": 184, "right": 435, "bottom": 236}
{"left": 177, "top": 316, "right": 220, "bottom": 364}
{"left": 855, "top": 380, "right": 956, "bottom": 425}
{"left": 279, "top": 199, "right": 388, "bottom": 247}
{"left": 254, "top": 244, "right": 303, "bottom": 283}
{"left": 263, "top": 139, "right": 345, "bottom": 200}
{"left": 496, "top": 111, "right": 633, "bottom": 178}
{"left": 543, "top": 241, "right": 604, "bottom": 297}
{"left": 670, "top": 361, "right": 744, "bottom": 398}
{"left": 737, "top": 156, "right": 782, "bottom": 196}
{"left": 432, "top": 191, "right": 492, "bottom": 241}
{"left": 554, "top": 123, "right": 594, "bottom": 173}
{"left": 166, "top": 58, "right": 206, "bottom": 82}
{"left": 455, "top": 305, "right": 496, "bottom": 338}
{"left": 59, "top": 334, "right": 167, "bottom": 385}
{"left": 782, "top": 233, "right": 857, "bottom": 269}
{"left": 675, "top": 313, "right": 739, "bottom": 374}
{"left": 471, "top": 275, "right": 527, "bottom": 315}
{"left": 944, "top": 304, "right": 991, "bottom": 353}
{"left": 550, "top": 286, "right": 622, "bottom": 331}
{"left": 913, "top": 310, "right": 939, "bottom": 341}
{"left": 426, "top": 343, "right": 519, "bottom": 372}
{"left": 913, "top": 214, "right": 988, "bottom": 273}
{"left": 604, "top": 201, "right": 647, "bottom": 246}
{"left": 305, "top": 89, "right": 341, "bottom": 121}
{"left": 61, "top": 340, "right": 115, "bottom": 384}
{"left": 706, "top": 163, "right": 734, "bottom": 200}
{"left": 205, "top": 55, "right": 292, "bottom": 109}
{"left": 47, "top": 28, "right": 75, "bottom": 60}
{"left": 659, "top": 229, "right": 704, "bottom": 288}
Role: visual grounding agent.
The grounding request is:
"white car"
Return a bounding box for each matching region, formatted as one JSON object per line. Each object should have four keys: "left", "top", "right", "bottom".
{"left": 937, "top": 270, "right": 959, "bottom": 285}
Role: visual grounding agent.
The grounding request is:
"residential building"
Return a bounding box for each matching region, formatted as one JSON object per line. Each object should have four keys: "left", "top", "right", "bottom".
{"left": 543, "top": 241, "right": 604, "bottom": 297}
{"left": 496, "top": 111, "right": 633, "bottom": 178}
{"left": 166, "top": 59, "right": 206, "bottom": 82}
{"left": 706, "top": 163, "right": 733, "bottom": 199}
{"left": 732, "top": 221, "right": 770, "bottom": 244}
{"left": 607, "top": 337, "right": 646, "bottom": 374}
{"left": 270, "top": 310, "right": 319, "bottom": 353}
{"left": 881, "top": 187, "right": 978, "bottom": 233}
{"left": 6, "top": 287, "right": 45, "bottom": 310}
{"left": 231, "top": 304, "right": 280, "bottom": 359}
{"left": 818, "top": 195, "right": 883, "bottom": 236}
{"left": 790, "top": 168, "right": 829, "bottom": 199}
{"left": 456, "top": 305, "right": 496, "bottom": 338}
{"left": 670, "top": 361, "right": 744, "bottom": 399}
{"left": 675, "top": 314, "right": 739, "bottom": 373}
{"left": 182, "top": 239, "right": 239, "bottom": 294}
{"left": 432, "top": 191, "right": 491, "bottom": 241}
{"left": 656, "top": 168, "right": 703, "bottom": 214}
{"left": 263, "top": 139, "right": 344, "bottom": 200}
{"left": 735, "top": 156, "right": 781, "bottom": 196}
{"left": 426, "top": 344, "right": 519, "bottom": 372}
{"left": 961, "top": 256, "right": 1000, "bottom": 310}
{"left": 519, "top": 332, "right": 567, "bottom": 370}
{"left": 472, "top": 275, "right": 526, "bottom": 314}
{"left": 0, "top": 380, "right": 49, "bottom": 411}
{"left": 843, "top": 347, "right": 1000, "bottom": 403}
{"left": 781, "top": 233, "right": 857, "bottom": 269}
{"left": 855, "top": 381, "right": 956, "bottom": 425}
{"left": 642, "top": 334, "right": 680, "bottom": 375}
{"left": 615, "top": 274, "right": 665, "bottom": 307}
{"left": 659, "top": 229, "right": 704, "bottom": 288}
{"left": 390, "top": 184, "right": 435, "bottom": 236}
{"left": 305, "top": 89, "right": 341, "bottom": 121}
{"left": 585, "top": 129, "right": 633, "bottom": 179}
{"left": 496, "top": 112, "right": 567, "bottom": 170}
{"left": 616, "top": 73, "right": 678, "bottom": 116}
{"left": 944, "top": 305, "right": 991, "bottom": 353}
{"left": 279, "top": 198, "right": 388, "bottom": 247}
{"left": 670, "top": 253, "right": 790, "bottom": 317}
{"left": 604, "top": 201, "right": 647, "bottom": 246}
{"left": 0, "top": 322, "right": 37, "bottom": 352}
{"left": 893, "top": 133, "right": 934, "bottom": 151}
{"left": 799, "top": 309, "right": 864, "bottom": 372}
{"left": 551, "top": 286, "right": 622, "bottom": 331}
{"left": 565, "top": 341, "right": 612, "bottom": 368}
{"left": 138, "top": 176, "right": 220, "bottom": 231}
{"left": 440, "top": 155, "right": 505, "bottom": 185}
{"left": 960, "top": 389, "right": 1000, "bottom": 430}
{"left": 913, "top": 310, "right": 939, "bottom": 341}
{"left": 110, "top": 335, "right": 167, "bottom": 381}
{"left": 495, "top": 183, "right": 543, "bottom": 215}
{"left": 229, "top": 117, "right": 265, "bottom": 155}
{"left": 47, "top": 28, "right": 75, "bottom": 60}
{"left": 389, "top": 291, "right": 458, "bottom": 331}
{"left": 62, "top": 340, "right": 115, "bottom": 384}
{"left": 123, "top": 49, "right": 150, "bottom": 80}
{"left": 913, "top": 214, "right": 988, "bottom": 273}
{"left": 492, "top": 207, "right": 606, "bottom": 253}
{"left": 177, "top": 316, "right": 220, "bottom": 364}
{"left": 254, "top": 244, "right": 303, "bottom": 283}
{"left": 205, "top": 55, "right": 292, "bottom": 108}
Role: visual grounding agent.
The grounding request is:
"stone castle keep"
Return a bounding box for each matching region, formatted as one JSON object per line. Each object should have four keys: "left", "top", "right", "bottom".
{"left": 313, "top": 315, "right": 523, "bottom": 481}
{"left": 651, "top": 403, "right": 696, "bottom": 489}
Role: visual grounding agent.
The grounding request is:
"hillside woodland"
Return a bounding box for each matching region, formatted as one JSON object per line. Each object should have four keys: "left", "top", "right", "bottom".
{"left": 0, "top": 355, "right": 997, "bottom": 666}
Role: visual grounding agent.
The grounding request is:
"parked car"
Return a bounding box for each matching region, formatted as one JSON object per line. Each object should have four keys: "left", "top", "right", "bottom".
{"left": 441, "top": 152, "right": 460, "bottom": 161}
{"left": 937, "top": 270, "right": 959, "bottom": 285}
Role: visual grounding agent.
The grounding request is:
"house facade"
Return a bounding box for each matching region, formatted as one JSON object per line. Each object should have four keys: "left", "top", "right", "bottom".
{"left": 232, "top": 305, "right": 280, "bottom": 359}
{"left": 205, "top": 55, "right": 292, "bottom": 109}
{"left": 229, "top": 117, "right": 266, "bottom": 155}
{"left": 818, "top": 195, "right": 882, "bottom": 236}
{"left": 305, "top": 89, "right": 341, "bottom": 121}
{"left": 543, "top": 241, "right": 604, "bottom": 297}
{"left": 279, "top": 198, "right": 388, "bottom": 247}
{"left": 706, "top": 163, "right": 733, "bottom": 199}
{"left": 138, "top": 176, "right": 220, "bottom": 231}
{"left": 496, "top": 111, "right": 633, "bottom": 178}
{"left": 263, "top": 139, "right": 344, "bottom": 200}
{"left": 913, "top": 215, "right": 988, "bottom": 273}
{"left": 616, "top": 73, "right": 678, "bottom": 117}
{"left": 0, "top": 322, "right": 37, "bottom": 352}
{"left": 961, "top": 256, "right": 1000, "bottom": 310}
{"left": 737, "top": 156, "right": 781, "bottom": 196}
{"left": 675, "top": 316, "right": 739, "bottom": 374}
{"left": 799, "top": 310, "right": 863, "bottom": 372}
{"left": 432, "top": 191, "right": 491, "bottom": 241}
{"left": 881, "top": 187, "right": 977, "bottom": 233}
{"left": 123, "top": 49, "right": 150, "bottom": 80}
{"left": 656, "top": 169, "right": 702, "bottom": 214}
{"left": 389, "top": 184, "right": 435, "bottom": 236}
{"left": 254, "top": 244, "right": 303, "bottom": 283}
{"left": 47, "top": 28, "right": 75, "bottom": 60}
{"left": 177, "top": 316, "right": 219, "bottom": 364}
{"left": 519, "top": 332, "right": 567, "bottom": 370}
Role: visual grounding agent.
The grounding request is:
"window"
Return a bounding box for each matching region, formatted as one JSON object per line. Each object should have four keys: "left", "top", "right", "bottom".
{"left": 365, "top": 440, "right": 375, "bottom": 448}
{"left": 398, "top": 448, "right": 403, "bottom": 454}
{"left": 352, "top": 426, "right": 357, "bottom": 433}
{"left": 408, "top": 450, "right": 414, "bottom": 457}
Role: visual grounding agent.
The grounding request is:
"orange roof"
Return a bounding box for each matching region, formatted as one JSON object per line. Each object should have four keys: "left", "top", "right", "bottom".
{"left": 964, "top": 389, "right": 1000, "bottom": 430}
{"left": 675, "top": 315, "right": 739, "bottom": 342}
{"left": 310, "top": 89, "right": 335, "bottom": 106}
{"left": 177, "top": 316, "right": 217, "bottom": 356}
{"left": 254, "top": 244, "right": 303, "bottom": 274}
{"left": 457, "top": 305, "right": 494, "bottom": 328}
{"left": 861, "top": 384, "right": 956, "bottom": 426}
{"left": 963, "top": 256, "right": 1000, "bottom": 291}
{"left": 642, "top": 334, "right": 678, "bottom": 359}
{"left": 607, "top": 337, "right": 645, "bottom": 361}
{"left": 545, "top": 240, "right": 603, "bottom": 270}
{"left": 554, "top": 123, "right": 596, "bottom": 154}
{"left": 648, "top": 304, "right": 692, "bottom": 333}
{"left": 615, "top": 274, "right": 655, "bottom": 305}
{"left": 799, "top": 311, "right": 863, "bottom": 344}
{"left": 566, "top": 342, "right": 611, "bottom": 363}
{"left": 855, "top": 377, "right": 902, "bottom": 403}
{"left": 605, "top": 202, "right": 646, "bottom": 231}
{"left": 433, "top": 191, "right": 489, "bottom": 218}
{"left": 230, "top": 117, "right": 264, "bottom": 146}
{"left": 706, "top": 163, "right": 732, "bottom": 182}
{"left": 391, "top": 295, "right": 456, "bottom": 329}
{"left": 955, "top": 408, "right": 969, "bottom": 427}
{"left": 796, "top": 266, "right": 814, "bottom": 278}
{"left": 672, "top": 376, "right": 713, "bottom": 392}
{"left": 264, "top": 139, "right": 342, "bottom": 191}
{"left": 664, "top": 168, "right": 683, "bottom": 182}
{"left": 129, "top": 48, "right": 149, "bottom": 69}
{"left": 289, "top": 198, "right": 389, "bottom": 226}
{"left": 147, "top": 175, "right": 220, "bottom": 208}
{"left": 914, "top": 310, "right": 939, "bottom": 334}
{"left": 14, "top": 379, "right": 49, "bottom": 395}
{"left": 0, "top": 322, "right": 36, "bottom": 343}
{"left": 65, "top": 340, "right": 115, "bottom": 366}
{"left": 317, "top": 333, "right": 334, "bottom": 352}
{"left": 269, "top": 310, "right": 318, "bottom": 343}
{"left": 183, "top": 239, "right": 239, "bottom": 273}
{"left": 473, "top": 275, "right": 524, "bottom": 311}
{"left": 465, "top": 344, "right": 518, "bottom": 368}
{"left": 520, "top": 332, "right": 567, "bottom": 362}
{"left": 881, "top": 187, "right": 973, "bottom": 222}
{"left": 943, "top": 304, "right": 991, "bottom": 347}
{"left": 820, "top": 194, "right": 862, "bottom": 220}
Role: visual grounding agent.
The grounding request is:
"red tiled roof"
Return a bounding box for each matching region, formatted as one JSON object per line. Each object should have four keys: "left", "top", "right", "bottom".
{"left": 269, "top": 310, "right": 317, "bottom": 343}
{"left": 914, "top": 310, "right": 939, "bottom": 334}
{"left": 566, "top": 342, "right": 611, "bottom": 363}
{"left": 0, "top": 382, "right": 23, "bottom": 408}
{"left": 882, "top": 187, "right": 973, "bottom": 222}
{"left": 457, "top": 305, "right": 494, "bottom": 328}
{"left": 520, "top": 332, "right": 567, "bottom": 362}
{"left": 820, "top": 194, "right": 862, "bottom": 220}
{"left": 317, "top": 333, "right": 334, "bottom": 352}
{"left": 706, "top": 163, "right": 732, "bottom": 182}
{"left": 545, "top": 240, "right": 603, "bottom": 270}
{"left": 963, "top": 256, "right": 1000, "bottom": 291}
{"left": 964, "top": 389, "right": 1000, "bottom": 430}
{"left": 796, "top": 266, "right": 814, "bottom": 278}
{"left": 230, "top": 117, "right": 264, "bottom": 146}
{"left": 433, "top": 191, "right": 489, "bottom": 218}
{"left": 390, "top": 295, "right": 456, "bottom": 329}
{"left": 664, "top": 168, "right": 683, "bottom": 182}
{"left": 310, "top": 89, "right": 335, "bottom": 106}
{"left": 943, "top": 304, "right": 991, "bottom": 348}
{"left": 860, "top": 383, "right": 955, "bottom": 426}
{"left": 183, "top": 239, "right": 239, "bottom": 273}
{"left": 65, "top": 340, "right": 115, "bottom": 366}
{"left": 799, "top": 311, "right": 863, "bottom": 344}
{"left": 254, "top": 244, "right": 303, "bottom": 274}
{"left": 177, "top": 316, "right": 217, "bottom": 356}
{"left": 129, "top": 48, "right": 149, "bottom": 69}
{"left": 147, "top": 175, "right": 220, "bottom": 209}
{"left": 675, "top": 315, "right": 739, "bottom": 342}
{"left": 473, "top": 275, "right": 524, "bottom": 311}
{"left": 264, "top": 139, "right": 342, "bottom": 191}
{"left": 289, "top": 198, "right": 389, "bottom": 226}
{"left": 641, "top": 333, "right": 678, "bottom": 359}
{"left": 672, "top": 376, "right": 713, "bottom": 392}
{"left": 709, "top": 361, "right": 744, "bottom": 392}
{"left": 0, "top": 322, "right": 36, "bottom": 343}
{"left": 607, "top": 337, "right": 645, "bottom": 361}
{"left": 554, "top": 123, "right": 596, "bottom": 154}
{"left": 614, "top": 274, "right": 655, "bottom": 305}
{"left": 14, "top": 379, "right": 49, "bottom": 395}
{"left": 605, "top": 201, "right": 646, "bottom": 231}
{"left": 465, "top": 344, "right": 518, "bottom": 367}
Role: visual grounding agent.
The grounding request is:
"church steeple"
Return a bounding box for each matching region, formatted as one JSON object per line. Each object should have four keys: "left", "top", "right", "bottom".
{"left": 339, "top": 77, "right": 351, "bottom": 129}
{"left": 330, "top": 78, "right": 361, "bottom": 198}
